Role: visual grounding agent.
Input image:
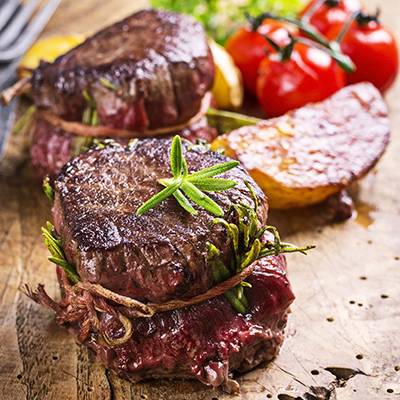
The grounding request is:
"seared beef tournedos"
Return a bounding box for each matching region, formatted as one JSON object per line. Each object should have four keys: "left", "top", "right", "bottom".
{"left": 27, "top": 138, "right": 299, "bottom": 393}
{"left": 23, "top": 8, "right": 217, "bottom": 181}
{"left": 30, "top": 9, "right": 215, "bottom": 131}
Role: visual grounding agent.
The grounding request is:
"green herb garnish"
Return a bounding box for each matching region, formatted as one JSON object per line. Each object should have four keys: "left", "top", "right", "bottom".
{"left": 136, "top": 135, "right": 239, "bottom": 216}
{"left": 70, "top": 136, "right": 96, "bottom": 158}
{"left": 150, "top": 0, "right": 305, "bottom": 44}
{"left": 42, "top": 222, "right": 82, "bottom": 284}
{"left": 82, "top": 90, "right": 100, "bottom": 126}
{"left": 12, "top": 105, "right": 37, "bottom": 136}
{"left": 207, "top": 182, "right": 315, "bottom": 313}
{"left": 206, "top": 107, "right": 261, "bottom": 135}
{"left": 99, "top": 77, "right": 118, "bottom": 91}
{"left": 42, "top": 176, "right": 54, "bottom": 201}
{"left": 83, "top": 90, "right": 96, "bottom": 108}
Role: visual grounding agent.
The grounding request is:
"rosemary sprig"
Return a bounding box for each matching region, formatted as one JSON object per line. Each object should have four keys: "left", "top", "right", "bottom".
{"left": 12, "top": 105, "right": 37, "bottom": 136}
{"left": 99, "top": 77, "right": 118, "bottom": 91}
{"left": 82, "top": 90, "right": 100, "bottom": 126}
{"left": 42, "top": 176, "right": 54, "bottom": 201}
{"left": 207, "top": 182, "right": 315, "bottom": 314}
{"left": 136, "top": 135, "right": 239, "bottom": 216}
{"left": 70, "top": 136, "right": 96, "bottom": 158}
{"left": 206, "top": 107, "right": 261, "bottom": 135}
{"left": 42, "top": 222, "right": 82, "bottom": 284}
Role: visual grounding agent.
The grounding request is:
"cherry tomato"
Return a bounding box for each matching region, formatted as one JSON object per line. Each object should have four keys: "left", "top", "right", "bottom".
{"left": 299, "top": 0, "right": 363, "bottom": 36}
{"left": 256, "top": 42, "right": 346, "bottom": 117}
{"left": 225, "top": 19, "right": 297, "bottom": 96}
{"left": 326, "top": 15, "right": 399, "bottom": 93}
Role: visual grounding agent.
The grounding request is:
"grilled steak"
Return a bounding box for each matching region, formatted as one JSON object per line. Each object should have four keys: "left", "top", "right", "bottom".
{"left": 27, "top": 138, "right": 297, "bottom": 392}
{"left": 53, "top": 138, "right": 268, "bottom": 303}
{"left": 30, "top": 9, "right": 215, "bottom": 131}
{"left": 30, "top": 115, "right": 217, "bottom": 182}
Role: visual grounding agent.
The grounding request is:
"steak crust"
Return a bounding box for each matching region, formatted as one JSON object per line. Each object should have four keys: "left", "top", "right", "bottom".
{"left": 30, "top": 9, "right": 215, "bottom": 131}
{"left": 53, "top": 138, "right": 268, "bottom": 303}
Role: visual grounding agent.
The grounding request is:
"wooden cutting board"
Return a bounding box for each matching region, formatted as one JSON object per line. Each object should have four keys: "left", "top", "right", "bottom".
{"left": 1, "top": 0, "right": 399, "bottom": 399}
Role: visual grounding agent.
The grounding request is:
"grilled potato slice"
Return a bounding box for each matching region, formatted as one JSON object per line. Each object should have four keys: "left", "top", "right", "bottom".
{"left": 211, "top": 82, "right": 390, "bottom": 209}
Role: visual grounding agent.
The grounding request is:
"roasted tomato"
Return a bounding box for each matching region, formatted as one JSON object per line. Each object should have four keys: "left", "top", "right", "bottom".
{"left": 256, "top": 42, "right": 346, "bottom": 117}
{"left": 299, "top": 0, "right": 363, "bottom": 36}
{"left": 326, "top": 13, "right": 399, "bottom": 93}
{"left": 225, "top": 19, "right": 297, "bottom": 96}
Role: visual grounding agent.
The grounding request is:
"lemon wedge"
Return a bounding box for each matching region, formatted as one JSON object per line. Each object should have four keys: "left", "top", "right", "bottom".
{"left": 209, "top": 39, "right": 244, "bottom": 111}
{"left": 19, "top": 35, "right": 84, "bottom": 77}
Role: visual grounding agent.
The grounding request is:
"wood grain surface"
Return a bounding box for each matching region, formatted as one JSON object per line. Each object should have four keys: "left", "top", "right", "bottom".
{"left": 1, "top": 0, "right": 399, "bottom": 399}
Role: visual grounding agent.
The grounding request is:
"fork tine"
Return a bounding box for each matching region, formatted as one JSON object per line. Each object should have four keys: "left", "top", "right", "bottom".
{"left": 0, "top": 0, "right": 41, "bottom": 49}
{"left": 0, "top": 0, "right": 61, "bottom": 62}
{"left": 0, "top": 0, "right": 20, "bottom": 30}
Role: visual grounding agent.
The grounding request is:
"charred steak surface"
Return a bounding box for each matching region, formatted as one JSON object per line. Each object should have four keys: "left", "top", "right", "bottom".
{"left": 53, "top": 138, "right": 268, "bottom": 303}
{"left": 31, "top": 9, "right": 215, "bottom": 131}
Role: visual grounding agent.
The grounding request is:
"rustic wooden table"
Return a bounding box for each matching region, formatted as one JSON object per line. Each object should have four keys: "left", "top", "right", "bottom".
{"left": 1, "top": 0, "right": 399, "bottom": 399}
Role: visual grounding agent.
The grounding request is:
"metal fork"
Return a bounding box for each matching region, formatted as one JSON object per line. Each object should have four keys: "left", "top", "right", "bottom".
{"left": 0, "top": 0, "right": 61, "bottom": 160}
{"left": 0, "top": 0, "right": 61, "bottom": 62}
